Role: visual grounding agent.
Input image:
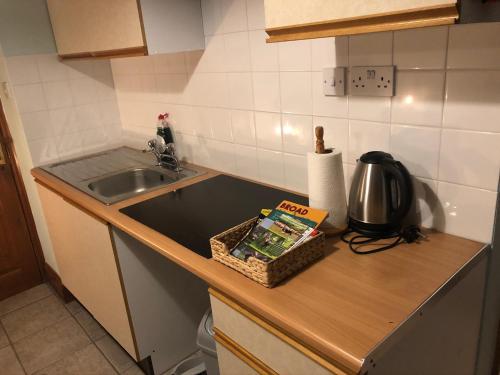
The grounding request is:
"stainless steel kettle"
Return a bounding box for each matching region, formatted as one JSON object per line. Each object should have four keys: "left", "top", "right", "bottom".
{"left": 348, "top": 151, "right": 413, "bottom": 237}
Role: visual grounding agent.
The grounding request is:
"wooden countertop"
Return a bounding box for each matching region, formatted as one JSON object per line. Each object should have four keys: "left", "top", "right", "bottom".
{"left": 32, "top": 165, "right": 485, "bottom": 374}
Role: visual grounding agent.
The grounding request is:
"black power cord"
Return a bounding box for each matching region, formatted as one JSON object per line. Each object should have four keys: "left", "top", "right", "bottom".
{"left": 341, "top": 225, "right": 424, "bottom": 255}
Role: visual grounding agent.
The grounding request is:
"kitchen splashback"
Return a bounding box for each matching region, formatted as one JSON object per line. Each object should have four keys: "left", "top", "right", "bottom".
{"left": 5, "top": 54, "right": 122, "bottom": 166}
{"left": 109, "top": 0, "right": 499, "bottom": 243}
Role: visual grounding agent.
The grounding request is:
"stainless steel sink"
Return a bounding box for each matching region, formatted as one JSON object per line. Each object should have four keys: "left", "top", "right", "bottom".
{"left": 88, "top": 168, "right": 177, "bottom": 198}
{"left": 40, "top": 147, "right": 203, "bottom": 205}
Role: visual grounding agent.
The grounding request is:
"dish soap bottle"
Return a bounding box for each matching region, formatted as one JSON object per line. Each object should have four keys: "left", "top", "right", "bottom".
{"left": 156, "top": 113, "right": 174, "bottom": 151}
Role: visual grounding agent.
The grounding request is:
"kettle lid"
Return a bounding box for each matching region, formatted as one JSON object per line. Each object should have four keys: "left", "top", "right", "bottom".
{"left": 360, "top": 151, "right": 393, "bottom": 164}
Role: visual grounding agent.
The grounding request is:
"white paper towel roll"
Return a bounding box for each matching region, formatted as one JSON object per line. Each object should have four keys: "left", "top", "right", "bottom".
{"left": 307, "top": 150, "right": 348, "bottom": 231}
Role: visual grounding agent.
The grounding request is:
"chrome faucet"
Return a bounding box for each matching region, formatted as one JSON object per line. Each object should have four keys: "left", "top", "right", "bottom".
{"left": 144, "top": 139, "right": 182, "bottom": 172}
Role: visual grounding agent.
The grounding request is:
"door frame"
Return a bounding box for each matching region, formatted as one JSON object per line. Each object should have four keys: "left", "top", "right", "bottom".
{"left": 0, "top": 98, "right": 45, "bottom": 281}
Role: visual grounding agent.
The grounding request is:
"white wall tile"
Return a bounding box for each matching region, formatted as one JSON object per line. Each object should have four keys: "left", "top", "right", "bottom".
{"left": 412, "top": 177, "right": 439, "bottom": 229}
{"left": 156, "top": 74, "right": 188, "bottom": 104}
{"left": 198, "top": 35, "right": 227, "bottom": 73}
{"left": 443, "top": 71, "right": 500, "bottom": 132}
{"left": 49, "top": 108, "right": 79, "bottom": 135}
{"left": 439, "top": 129, "right": 500, "bottom": 191}
{"left": 246, "top": 0, "right": 265, "bottom": 30}
{"left": 447, "top": 23, "right": 500, "bottom": 69}
{"left": 348, "top": 96, "right": 390, "bottom": 123}
{"left": 36, "top": 54, "right": 69, "bottom": 82}
{"left": 201, "top": 0, "right": 223, "bottom": 36}
{"left": 43, "top": 81, "right": 73, "bottom": 109}
{"left": 394, "top": 26, "right": 447, "bottom": 69}
{"left": 249, "top": 30, "right": 279, "bottom": 72}
{"left": 312, "top": 72, "right": 347, "bottom": 118}
{"left": 13, "top": 84, "right": 46, "bottom": 113}
{"left": 283, "top": 153, "right": 307, "bottom": 193}
{"left": 152, "top": 52, "right": 187, "bottom": 75}
{"left": 252, "top": 72, "right": 280, "bottom": 112}
{"left": 349, "top": 32, "right": 392, "bottom": 66}
{"left": 55, "top": 133, "right": 83, "bottom": 159}
{"left": 282, "top": 114, "right": 313, "bottom": 155}
{"left": 28, "top": 138, "right": 59, "bottom": 166}
{"left": 436, "top": 182, "right": 497, "bottom": 243}
{"left": 391, "top": 124, "right": 440, "bottom": 179}
{"left": 224, "top": 32, "right": 251, "bottom": 72}
{"left": 206, "top": 139, "right": 237, "bottom": 173}
{"left": 313, "top": 116, "right": 348, "bottom": 155}
{"left": 234, "top": 144, "right": 259, "bottom": 180}
{"left": 21, "top": 111, "right": 53, "bottom": 141}
{"left": 221, "top": 0, "right": 248, "bottom": 33}
{"left": 278, "top": 39, "right": 311, "bottom": 71}
{"left": 391, "top": 71, "right": 445, "bottom": 127}
{"left": 311, "top": 36, "right": 348, "bottom": 71}
{"left": 65, "top": 59, "right": 97, "bottom": 80}
{"left": 70, "top": 78, "right": 98, "bottom": 105}
{"left": 210, "top": 108, "right": 233, "bottom": 142}
{"left": 231, "top": 110, "right": 255, "bottom": 145}
{"left": 280, "top": 72, "right": 312, "bottom": 115}
{"left": 227, "top": 72, "right": 254, "bottom": 109}
{"left": 255, "top": 111, "right": 281, "bottom": 150}
{"left": 348, "top": 120, "right": 390, "bottom": 163}
{"left": 257, "top": 149, "right": 284, "bottom": 187}
{"left": 6, "top": 55, "right": 39, "bottom": 84}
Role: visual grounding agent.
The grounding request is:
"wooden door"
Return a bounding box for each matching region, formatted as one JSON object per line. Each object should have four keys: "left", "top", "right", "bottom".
{"left": 0, "top": 107, "right": 43, "bottom": 300}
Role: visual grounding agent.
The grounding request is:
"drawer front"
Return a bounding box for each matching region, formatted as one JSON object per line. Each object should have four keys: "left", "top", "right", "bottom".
{"left": 216, "top": 342, "right": 260, "bottom": 375}
{"left": 210, "top": 292, "right": 345, "bottom": 375}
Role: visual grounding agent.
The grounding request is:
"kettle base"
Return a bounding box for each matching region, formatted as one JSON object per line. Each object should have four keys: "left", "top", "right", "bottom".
{"left": 348, "top": 218, "right": 401, "bottom": 238}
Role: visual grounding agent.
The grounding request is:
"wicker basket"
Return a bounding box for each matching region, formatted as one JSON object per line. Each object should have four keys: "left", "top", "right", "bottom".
{"left": 210, "top": 217, "right": 325, "bottom": 288}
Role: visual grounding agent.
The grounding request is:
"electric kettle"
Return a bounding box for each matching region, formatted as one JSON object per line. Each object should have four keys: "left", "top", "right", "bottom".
{"left": 348, "top": 151, "right": 413, "bottom": 237}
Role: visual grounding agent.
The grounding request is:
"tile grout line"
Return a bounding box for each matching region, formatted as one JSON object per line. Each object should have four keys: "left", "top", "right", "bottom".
{"left": 0, "top": 319, "right": 28, "bottom": 375}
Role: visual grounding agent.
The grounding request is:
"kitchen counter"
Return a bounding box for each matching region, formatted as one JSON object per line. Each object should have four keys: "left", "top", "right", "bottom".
{"left": 31, "top": 164, "right": 486, "bottom": 374}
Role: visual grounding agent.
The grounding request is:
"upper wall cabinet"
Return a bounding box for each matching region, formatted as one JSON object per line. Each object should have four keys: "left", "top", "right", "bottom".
{"left": 264, "top": 0, "right": 459, "bottom": 42}
{"left": 46, "top": 0, "right": 205, "bottom": 59}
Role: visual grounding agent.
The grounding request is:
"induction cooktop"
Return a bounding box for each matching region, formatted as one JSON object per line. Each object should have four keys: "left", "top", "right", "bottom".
{"left": 120, "top": 175, "right": 308, "bottom": 258}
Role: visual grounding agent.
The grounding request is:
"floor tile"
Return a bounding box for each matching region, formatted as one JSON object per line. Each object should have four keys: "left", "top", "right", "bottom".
{"left": 122, "top": 365, "right": 144, "bottom": 375}
{"left": 74, "top": 309, "right": 107, "bottom": 341}
{"left": 0, "top": 324, "right": 9, "bottom": 349}
{"left": 14, "top": 317, "right": 91, "bottom": 374}
{"left": 0, "top": 284, "right": 53, "bottom": 317}
{"left": 65, "top": 300, "right": 84, "bottom": 316}
{"left": 95, "top": 334, "right": 135, "bottom": 373}
{"left": 2, "top": 295, "right": 70, "bottom": 342}
{"left": 33, "top": 344, "right": 116, "bottom": 375}
{"left": 0, "top": 346, "right": 25, "bottom": 375}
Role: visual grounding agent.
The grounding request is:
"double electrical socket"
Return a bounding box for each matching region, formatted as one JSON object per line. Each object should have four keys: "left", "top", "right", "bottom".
{"left": 323, "top": 66, "right": 395, "bottom": 97}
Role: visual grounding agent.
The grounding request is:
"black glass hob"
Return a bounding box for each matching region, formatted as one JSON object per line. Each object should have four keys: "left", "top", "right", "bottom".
{"left": 120, "top": 175, "right": 308, "bottom": 258}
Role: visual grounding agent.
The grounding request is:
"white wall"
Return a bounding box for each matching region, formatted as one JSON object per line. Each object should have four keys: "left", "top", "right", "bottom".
{"left": 0, "top": 44, "right": 58, "bottom": 270}
{"left": 111, "top": 0, "right": 499, "bottom": 244}
{"left": 6, "top": 55, "right": 122, "bottom": 166}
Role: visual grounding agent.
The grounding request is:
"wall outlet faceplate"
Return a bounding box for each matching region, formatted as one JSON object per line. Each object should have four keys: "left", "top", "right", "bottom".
{"left": 323, "top": 67, "right": 346, "bottom": 96}
{"left": 349, "top": 66, "right": 395, "bottom": 97}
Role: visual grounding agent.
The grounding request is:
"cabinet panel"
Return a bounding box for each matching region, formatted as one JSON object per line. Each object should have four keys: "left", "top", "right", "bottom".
{"left": 264, "top": 0, "right": 458, "bottom": 42}
{"left": 215, "top": 342, "right": 260, "bottom": 375}
{"left": 47, "top": 0, "right": 145, "bottom": 56}
{"left": 210, "top": 293, "right": 344, "bottom": 375}
{"left": 36, "top": 183, "right": 137, "bottom": 359}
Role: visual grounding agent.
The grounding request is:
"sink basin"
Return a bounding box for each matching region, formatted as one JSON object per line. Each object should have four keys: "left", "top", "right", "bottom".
{"left": 40, "top": 147, "right": 203, "bottom": 205}
{"left": 88, "top": 168, "right": 176, "bottom": 198}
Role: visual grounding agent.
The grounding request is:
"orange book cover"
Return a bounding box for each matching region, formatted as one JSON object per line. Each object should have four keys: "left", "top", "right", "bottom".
{"left": 275, "top": 200, "right": 328, "bottom": 228}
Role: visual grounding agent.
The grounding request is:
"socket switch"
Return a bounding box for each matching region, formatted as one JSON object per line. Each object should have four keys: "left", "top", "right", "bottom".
{"left": 349, "top": 66, "right": 395, "bottom": 97}
{"left": 323, "top": 67, "right": 346, "bottom": 96}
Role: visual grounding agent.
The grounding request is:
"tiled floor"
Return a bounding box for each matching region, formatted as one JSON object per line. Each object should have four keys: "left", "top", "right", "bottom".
{"left": 0, "top": 284, "right": 144, "bottom": 374}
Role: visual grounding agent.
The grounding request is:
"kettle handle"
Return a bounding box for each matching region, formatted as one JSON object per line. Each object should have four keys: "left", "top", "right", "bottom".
{"left": 383, "top": 159, "right": 413, "bottom": 223}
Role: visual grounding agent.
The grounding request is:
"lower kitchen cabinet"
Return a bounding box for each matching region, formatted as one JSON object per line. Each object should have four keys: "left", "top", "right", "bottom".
{"left": 111, "top": 227, "right": 210, "bottom": 374}
{"left": 209, "top": 290, "right": 343, "bottom": 375}
{"left": 36, "top": 183, "right": 137, "bottom": 359}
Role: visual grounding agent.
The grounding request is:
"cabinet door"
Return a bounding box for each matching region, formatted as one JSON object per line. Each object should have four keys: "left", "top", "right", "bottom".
{"left": 46, "top": 0, "right": 145, "bottom": 57}
{"left": 36, "top": 184, "right": 137, "bottom": 359}
{"left": 264, "top": 0, "right": 458, "bottom": 42}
